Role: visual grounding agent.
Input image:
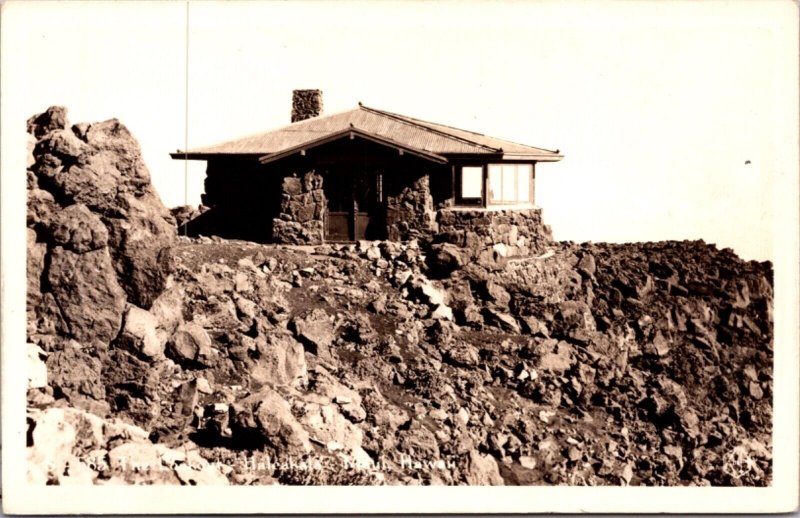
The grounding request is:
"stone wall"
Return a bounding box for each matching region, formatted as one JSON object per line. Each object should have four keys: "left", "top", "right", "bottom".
{"left": 194, "top": 159, "right": 284, "bottom": 243}
{"left": 272, "top": 171, "right": 326, "bottom": 245}
{"left": 386, "top": 174, "right": 437, "bottom": 241}
{"left": 435, "top": 208, "right": 553, "bottom": 263}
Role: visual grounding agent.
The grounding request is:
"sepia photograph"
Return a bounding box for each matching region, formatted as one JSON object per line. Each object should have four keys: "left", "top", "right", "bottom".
{"left": 1, "top": 0, "right": 798, "bottom": 514}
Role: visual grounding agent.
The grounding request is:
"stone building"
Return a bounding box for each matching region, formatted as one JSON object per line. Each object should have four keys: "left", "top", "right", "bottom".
{"left": 172, "top": 90, "right": 562, "bottom": 254}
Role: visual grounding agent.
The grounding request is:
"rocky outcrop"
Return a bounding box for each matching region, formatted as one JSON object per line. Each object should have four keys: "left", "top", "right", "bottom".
{"left": 26, "top": 106, "right": 177, "bottom": 422}
{"left": 272, "top": 172, "right": 326, "bottom": 245}
{"left": 27, "top": 107, "right": 176, "bottom": 330}
{"left": 30, "top": 117, "right": 174, "bottom": 307}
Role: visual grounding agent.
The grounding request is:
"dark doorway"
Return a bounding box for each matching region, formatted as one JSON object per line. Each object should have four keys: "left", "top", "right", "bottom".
{"left": 323, "top": 167, "right": 386, "bottom": 241}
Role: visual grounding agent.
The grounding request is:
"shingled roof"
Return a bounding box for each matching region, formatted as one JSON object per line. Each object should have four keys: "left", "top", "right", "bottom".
{"left": 171, "top": 104, "right": 563, "bottom": 162}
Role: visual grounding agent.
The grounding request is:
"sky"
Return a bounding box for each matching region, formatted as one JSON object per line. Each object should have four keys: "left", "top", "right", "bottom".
{"left": 3, "top": 0, "right": 797, "bottom": 261}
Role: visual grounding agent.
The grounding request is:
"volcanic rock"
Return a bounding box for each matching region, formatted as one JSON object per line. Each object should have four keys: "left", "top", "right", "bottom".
{"left": 27, "top": 106, "right": 68, "bottom": 138}
{"left": 166, "top": 322, "right": 213, "bottom": 367}
{"left": 27, "top": 230, "right": 47, "bottom": 311}
{"left": 291, "top": 308, "right": 335, "bottom": 358}
{"left": 482, "top": 308, "right": 521, "bottom": 333}
{"left": 427, "top": 243, "right": 466, "bottom": 278}
{"left": 117, "top": 305, "right": 162, "bottom": 360}
{"left": 250, "top": 332, "right": 308, "bottom": 388}
{"left": 479, "top": 280, "right": 511, "bottom": 307}
{"left": 237, "top": 389, "right": 312, "bottom": 455}
{"left": 406, "top": 275, "right": 447, "bottom": 307}
{"left": 464, "top": 449, "right": 504, "bottom": 485}
{"left": 27, "top": 106, "right": 176, "bottom": 316}
{"left": 46, "top": 203, "right": 109, "bottom": 253}
{"left": 104, "top": 192, "right": 175, "bottom": 308}
{"left": 45, "top": 347, "right": 108, "bottom": 411}
{"left": 45, "top": 246, "right": 126, "bottom": 346}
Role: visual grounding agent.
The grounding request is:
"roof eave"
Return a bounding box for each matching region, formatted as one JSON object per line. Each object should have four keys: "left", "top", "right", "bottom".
{"left": 443, "top": 152, "right": 564, "bottom": 162}
{"left": 170, "top": 152, "right": 264, "bottom": 160}
{"left": 503, "top": 153, "right": 564, "bottom": 162}
{"left": 171, "top": 150, "right": 563, "bottom": 163}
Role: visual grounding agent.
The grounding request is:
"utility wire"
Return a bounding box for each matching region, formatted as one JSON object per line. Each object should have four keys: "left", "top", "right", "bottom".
{"left": 183, "top": 0, "right": 190, "bottom": 236}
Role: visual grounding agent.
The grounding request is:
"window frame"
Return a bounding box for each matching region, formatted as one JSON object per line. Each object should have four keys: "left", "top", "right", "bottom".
{"left": 487, "top": 163, "right": 534, "bottom": 206}
{"left": 455, "top": 164, "right": 485, "bottom": 207}
{"left": 454, "top": 162, "right": 536, "bottom": 208}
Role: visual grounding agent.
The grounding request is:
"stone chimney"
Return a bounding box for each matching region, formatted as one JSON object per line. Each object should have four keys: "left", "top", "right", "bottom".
{"left": 291, "top": 89, "right": 323, "bottom": 122}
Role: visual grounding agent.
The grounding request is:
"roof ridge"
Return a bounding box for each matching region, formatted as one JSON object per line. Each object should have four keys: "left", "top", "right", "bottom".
{"left": 365, "top": 105, "right": 561, "bottom": 155}
{"left": 359, "top": 105, "right": 501, "bottom": 153}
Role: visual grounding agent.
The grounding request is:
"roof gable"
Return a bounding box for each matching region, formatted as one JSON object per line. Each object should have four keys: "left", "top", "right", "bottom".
{"left": 172, "top": 105, "right": 563, "bottom": 162}
{"left": 258, "top": 127, "right": 449, "bottom": 165}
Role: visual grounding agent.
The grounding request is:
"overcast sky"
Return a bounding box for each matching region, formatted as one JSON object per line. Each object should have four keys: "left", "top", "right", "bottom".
{"left": 4, "top": 0, "right": 797, "bottom": 261}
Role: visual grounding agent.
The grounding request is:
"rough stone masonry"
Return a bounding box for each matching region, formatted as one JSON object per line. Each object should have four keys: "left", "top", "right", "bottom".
{"left": 386, "top": 174, "right": 437, "bottom": 241}
{"left": 291, "top": 89, "right": 323, "bottom": 123}
{"left": 272, "top": 171, "right": 326, "bottom": 245}
{"left": 434, "top": 207, "right": 553, "bottom": 268}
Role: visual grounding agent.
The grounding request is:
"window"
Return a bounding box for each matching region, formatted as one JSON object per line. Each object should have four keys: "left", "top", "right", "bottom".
{"left": 488, "top": 164, "right": 532, "bottom": 204}
{"left": 460, "top": 166, "right": 483, "bottom": 199}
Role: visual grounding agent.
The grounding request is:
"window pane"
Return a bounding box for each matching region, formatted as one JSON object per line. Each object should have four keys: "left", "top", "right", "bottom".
{"left": 517, "top": 164, "right": 531, "bottom": 202}
{"left": 502, "top": 165, "right": 516, "bottom": 202}
{"left": 461, "top": 166, "right": 482, "bottom": 198}
{"left": 488, "top": 164, "right": 502, "bottom": 202}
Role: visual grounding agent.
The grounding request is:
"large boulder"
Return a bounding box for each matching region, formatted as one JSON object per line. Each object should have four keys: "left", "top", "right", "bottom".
{"left": 250, "top": 332, "right": 308, "bottom": 388}
{"left": 45, "top": 246, "right": 126, "bottom": 346}
{"left": 464, "top": 450, "right": 504, "bottom": 485}
{"left": 116, "top": 305, "right": 163, "bottom": 361}
{"left": 46, "top": 203, "right": 108, "bottom": 253}
{"left": 103, "top": 192, "right": 175, "bottom": 308}
{"left": 426, "top": 243, "right": 466, "bottom": 278}
{"left": 45, "top": 348, "right": 109, "bottom": 416}
{"left": 33, "top": 120, "right": 150, "bottom": 212}
{"left": 233, "top": 389, "right": 312, "bottom": 455}
{"left": 290, "top": 308, "right": 335, "bottom": 358}
{"left": 166, "top": 322, "right": 213, "bottom": 367}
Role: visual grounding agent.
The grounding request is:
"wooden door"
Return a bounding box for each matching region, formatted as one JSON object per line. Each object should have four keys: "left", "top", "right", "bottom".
{"left": 323, "top": 168, "right": 385, "bottom": 241}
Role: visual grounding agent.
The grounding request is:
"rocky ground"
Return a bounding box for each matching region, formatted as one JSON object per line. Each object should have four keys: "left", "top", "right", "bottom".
{"left": 25, "top": 107, "right": 773, "bottom": 486}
